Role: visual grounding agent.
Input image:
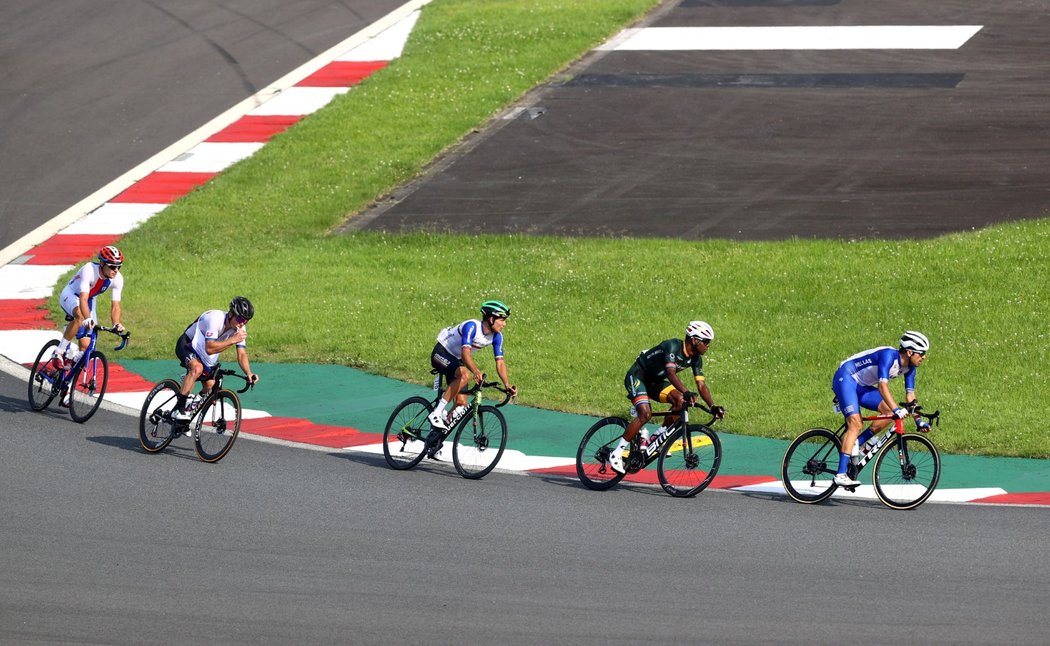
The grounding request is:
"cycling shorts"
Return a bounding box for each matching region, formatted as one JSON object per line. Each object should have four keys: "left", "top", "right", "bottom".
{"left": 59, "top": 291, "right": 95, "bottom": 321}
{"left": 832, "top": 367, "right": 884, "bottom": 417}
{"left": 430, "top": 343, "right": 463, "bottom": 382}
{"left": 175, "top": 334, "right": 213, "bottom": 377}
{"left": 624, "top": 369, "right": 676, "bottom": 409}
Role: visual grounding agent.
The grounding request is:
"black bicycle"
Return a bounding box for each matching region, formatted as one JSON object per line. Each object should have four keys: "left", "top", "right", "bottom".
{"left": 138, "top": 365, "right": 254, "bottom": 463}
{"left": 28, "top": 324, "right": 130, "bottom": 423}
{"left": 382, "top": 372, "right": 513, "bottom": 479}
{"left": 782, "top": 406, "right": 941, "bottom": 510}
{"left": 576, "top": 403, "right": 721, "bottom": 497}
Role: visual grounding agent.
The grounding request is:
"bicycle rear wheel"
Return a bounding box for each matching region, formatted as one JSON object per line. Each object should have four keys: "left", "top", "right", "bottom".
{"left": 382, "top": 396, "right": 433, "bottom": 470}
{"left": 873, "top": 433, "right": 940, "bottom": 510}
{"left": 68, "top": 351, "right": 108, "bottom": 423}
{"left": 194, "top": 389, "right": 242, "bottom": 463}
{"left": 576, "top": 417, "right": 629, "bottom": 491}
{"left": 657, "top": 424, "right": 722, "bottom": 497}
{"left": 782, "top": 428, "right": 841, "bottom": 504}
{"left": 453, "top": 405, "right": 507, "bottom": 479}
{"left": 28, "top": 339, "right": 61, "bottom": 411}
{"left": 139, "top": 379, "right": 182, "bottom": 453}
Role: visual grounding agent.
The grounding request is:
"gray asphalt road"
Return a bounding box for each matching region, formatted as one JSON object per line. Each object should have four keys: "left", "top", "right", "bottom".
{"left": 2, "top": 369, "right": 1048, "bottom": 645}
{"left": 0, "top": 0, "right": 403, "bottom": 249}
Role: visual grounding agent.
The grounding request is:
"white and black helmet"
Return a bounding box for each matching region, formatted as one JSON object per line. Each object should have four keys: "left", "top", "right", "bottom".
{"left": 899, "top": 330, "right": 929, "bottom": 353}
{"left": 686, "top": 320, "right": 715, "bottom": 342}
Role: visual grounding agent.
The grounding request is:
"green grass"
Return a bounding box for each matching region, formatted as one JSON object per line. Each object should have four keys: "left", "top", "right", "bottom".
{"left": 64, "top": 0, "right": 1050, "bottom": 458}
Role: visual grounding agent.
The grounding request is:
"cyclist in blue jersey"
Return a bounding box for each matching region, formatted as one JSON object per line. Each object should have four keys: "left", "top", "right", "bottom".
{"left": 608, "top": 320, "right": 725, "bottom": 475}
{"left": 427, "top": 300, "right": 518, "bottom": 430}
{"left": 831, "top": 330, "right": 930, "bottom": 487}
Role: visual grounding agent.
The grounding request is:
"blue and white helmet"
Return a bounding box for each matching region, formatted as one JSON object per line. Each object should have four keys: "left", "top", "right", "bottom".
{"left": 899, "top": 330, "right": 929, "bottom": 353}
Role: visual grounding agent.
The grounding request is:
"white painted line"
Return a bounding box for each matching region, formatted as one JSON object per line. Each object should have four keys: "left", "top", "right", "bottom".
{"left": 0, "top": 330, "right": 62, "bottom": 364}
{"left": 61, "top": 203, "right": 167, "bottom": 235}
{"left": 247, "top": 87, "right": 350, "bottom": 117}
{"left": 157, "top": 142, "right": 265, "bottom": 173}
{"left": 0, "top": 265, "right": 74, "bottom": 299}
{"left": 337, "top": 9, "right": 421, "bottom": 62}
{"left": 600, "top": 26, "right": 983, "bottom": 51}
{"left": 0, "top": 0, "right": 433, "bottom": 267}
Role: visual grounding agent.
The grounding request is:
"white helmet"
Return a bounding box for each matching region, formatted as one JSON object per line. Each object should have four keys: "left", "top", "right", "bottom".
{"left": 686, "top": 320, "right": 715, "bottom": 342}
{"left": 899, "top": 330, "right": 930, "bottom": 353}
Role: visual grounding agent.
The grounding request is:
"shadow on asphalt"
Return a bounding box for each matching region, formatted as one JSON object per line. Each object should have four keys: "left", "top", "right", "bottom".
{"left": 327, "top": 449, "right": 469, "bottom": 481}
{"left": 86, "top": 434, "right": 204, "bottom": 462}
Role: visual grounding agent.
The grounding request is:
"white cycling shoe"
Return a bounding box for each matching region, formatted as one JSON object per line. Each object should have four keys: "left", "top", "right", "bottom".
{"left": 607, "top": 450, "right": 626, "bottom": 475}
{"left": 427, "top": 409, "right": 448, "bottom": 430}
{"left": 833, "top": 473, "right": 861, "bottom": 487}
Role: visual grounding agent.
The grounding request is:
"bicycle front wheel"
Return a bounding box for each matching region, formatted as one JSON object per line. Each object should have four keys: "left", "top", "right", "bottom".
{"left": 382, "top": 396, "right": 433, "bottom": 470}
{"left": 576, "top": 417, "right": 629, "bottom": 491}
{"left": 657, "top": 424, "right": 722, "bottom": 497}
{"left": 453, "top": 405, "right": 508, "bottom": 479}
{"left": 194, "top": 389, "right": 242, "bottom": 463}
{"left": 873, "top": 433, "right": 940, "bottom": 510}
{"left": 139, "top": 379, "right": 182, "bottom": 453}
{"left": 68, "top": 351, "right": 109, "bottom": 423}
{"left": 782, "top": 428, "right": 841, "bottom": 504}
{"left": 28, "top": 339, "right": 61, "bottom": 411}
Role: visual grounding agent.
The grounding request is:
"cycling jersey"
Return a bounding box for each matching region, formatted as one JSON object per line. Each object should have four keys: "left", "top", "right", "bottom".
{"left": 833, "top": 346, "right": 916, "bottom": 416}
{"left": 436, "top": 319, "right": 504, "bottom": 360}
{"left": 630, "top": 338, "right": 704, "bottom": 384}
{"left": 59, "top": 262, "right": 123, "bottom": 318}
{"left": 181, "top": 310, "right": 245, "bottom": 369}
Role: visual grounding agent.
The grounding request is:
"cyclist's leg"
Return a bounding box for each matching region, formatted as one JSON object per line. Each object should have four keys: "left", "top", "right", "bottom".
{"left": 658, "top": 385, "right": 685, "bottom": 429}
{"left": 174, "top": 336, "right": 207, "bottom": 413}
{"left": 622, "top": 372, "right": 653, "bottom": 441}
{"left": 832, "top": 371, "right": 864, "bottom": 481}
{"left": 429, "top": 344, "right": 463, "bottom": 426}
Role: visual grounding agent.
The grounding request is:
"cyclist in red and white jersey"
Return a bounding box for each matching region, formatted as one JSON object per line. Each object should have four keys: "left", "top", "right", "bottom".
{"left": 171, "top": 296, "right": 259, "bottom": 420}
{"left": 48, "top": 246, "right": 126, "bottom": 372}
{"left": 427, "top": 300, "right": 518, "bottom": 430}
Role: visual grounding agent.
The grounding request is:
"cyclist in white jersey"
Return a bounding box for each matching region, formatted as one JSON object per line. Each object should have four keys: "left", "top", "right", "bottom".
{"left": 427, "top": 300, "right": 518, "bottom": 429}
{"left": 48, "top": 246, "right": 126, "bottom": 372}
{"left": 830, "top": 330, "right": 930, "bottom": 487}
{"left": 171, "top": 296, "right": 259, "bottom": 420}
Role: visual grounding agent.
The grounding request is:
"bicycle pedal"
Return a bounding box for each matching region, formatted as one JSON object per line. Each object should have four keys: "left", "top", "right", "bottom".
{"left": 844, "top": 485, "right": 857, "bottom": 493}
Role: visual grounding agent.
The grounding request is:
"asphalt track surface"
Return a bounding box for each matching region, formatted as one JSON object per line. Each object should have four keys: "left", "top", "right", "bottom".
{"left": 4, "top": 1, "right": 1050, "bottom": 643}
{"left": 0, "top": 0, "right": 404, "bottom": 249}
{"left": 3, "top": 369, "right": 1050, "bottom": 645}
{"left": 356, "top": 0, "right": 1050, "bottom": 240}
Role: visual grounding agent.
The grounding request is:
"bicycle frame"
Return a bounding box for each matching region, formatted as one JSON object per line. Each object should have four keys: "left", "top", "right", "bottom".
{"left": 622, "top": 404, "right": 713, "bottom": 472}
{"left": 842, "top": 409, "right": 939, "bottom": 479}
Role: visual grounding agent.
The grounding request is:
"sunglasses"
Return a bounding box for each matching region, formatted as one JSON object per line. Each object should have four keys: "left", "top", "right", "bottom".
{"left": 104, "top": 264, "right": 121, "bottom": 271}
{"left": 694, "top": 337, "right": 712, "bottom": 345}
{"left": 234, "top": 316, "right": 248, "bottom": 325}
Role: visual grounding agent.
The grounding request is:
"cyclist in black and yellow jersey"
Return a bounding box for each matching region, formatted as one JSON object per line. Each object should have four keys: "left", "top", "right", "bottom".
{"left": 609, "top": 321, "right": 725, "bottom": 474}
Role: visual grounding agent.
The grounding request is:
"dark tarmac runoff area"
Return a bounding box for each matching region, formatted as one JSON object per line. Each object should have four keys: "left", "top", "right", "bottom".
{"left": 351, "top": 0, "right": 1050, "bottom": 241}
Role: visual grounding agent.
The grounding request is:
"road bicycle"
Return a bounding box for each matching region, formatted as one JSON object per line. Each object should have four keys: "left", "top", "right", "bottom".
{"left": 28, "top": 324, "right": 130, "bottom": 423}
{"left": 576, "top": 402, "right": 721, "bottom": 497}
{"left": 782, "top": 405, "right": 941, "bottom": 510}
{"left": 382, "top": 372, "right": 513, "bottom": 479}
{"left": 138, "top": 365, "right": 254, "bottom": 463}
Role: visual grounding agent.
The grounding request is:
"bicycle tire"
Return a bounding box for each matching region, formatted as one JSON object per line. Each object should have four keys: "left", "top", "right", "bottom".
{"left": 28, "top": 339, "right": 61, "bottom": 411}
{"left": 382, "top": 396, "right": 433, "bottom": 470}
{"left": 657, "top": 424, "right": 722, "bottom": 498}
{"left": 194, "top": 389, "right": 242, "bottom": 463}
{"left": 873, "top": 433, "right": 941, "bottom": 510}
{"left": 782, "top": 428, "right": 841, "bottom": 504}
{"left": 67, "top": 351, "right": 108, "bottom": 423}
{"left": 139, "top": 379, "right": 182, "bottom": 453}
{"left": 452, "top": 405, "right": 508, "bottom": 479}
{"left": 575, "top": 417, "right": 629, "bottom": 491}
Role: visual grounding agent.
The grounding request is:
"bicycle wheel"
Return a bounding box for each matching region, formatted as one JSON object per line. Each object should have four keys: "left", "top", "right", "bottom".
{"left": 873, "top": 433, "right": 941, "bottom": 510}
{"left": 194, "top": 389, "right": 242, "bottom": 463}
{"left": 575, "top": 417, "right": 629, "bottom": 491}
{"left": 657, "top": 424, "right": 722, "bottom": 498}
{"left": 139, "top": 379, "right": 182, "bottom": 453}
{"left": 382, "top": 396, "right": 433, "bottom": 470}
{"left": 68, "top": 351, "right": 108, "bottom": 423}
{"left": 453, "top": 405, "right": 508, "bottom": 479}
{"left": 782, "top": 428, "right": 841, "bottom": 504}
{"left": 27, "top": 339, "right": 61, "bottom": 411}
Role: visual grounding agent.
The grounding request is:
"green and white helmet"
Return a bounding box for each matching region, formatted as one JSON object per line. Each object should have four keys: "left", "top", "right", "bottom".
{"left": 481, "top": 300, "right": 511, "bottom": 318}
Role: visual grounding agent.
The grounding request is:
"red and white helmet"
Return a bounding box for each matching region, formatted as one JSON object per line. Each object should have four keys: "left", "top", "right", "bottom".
{"left": 98, "top": 245, "right": 123, "bottom": 267}
{"left": 685, "top": 320, "right": 714, "bottom": 342}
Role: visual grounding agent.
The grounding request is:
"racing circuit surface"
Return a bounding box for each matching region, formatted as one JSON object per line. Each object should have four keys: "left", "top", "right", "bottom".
{"left": 3, "top": 0, "right": 1050, "bottom": 643}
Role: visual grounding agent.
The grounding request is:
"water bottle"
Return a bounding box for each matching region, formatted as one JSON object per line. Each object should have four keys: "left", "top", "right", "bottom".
{"left": 186, "top": 394, "right": 203, "bottom": 414}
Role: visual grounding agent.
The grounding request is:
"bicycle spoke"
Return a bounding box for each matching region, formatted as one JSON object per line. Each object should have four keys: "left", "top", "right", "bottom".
{"left": 194, "top": 390, "right": 241, "bottom": 462}
{"left": 68, "top": 352, "right": 108, "bottom": 423}
{"left": 382, "top": 396, "right": 432, "bottom": 470}
{"left": 453, "top": 406, "right": 507, "bottom": 479}
{"left": 139, "top": 380, "right": 182, "bottom": 453}
{"left": 873, "top": 434, "right": 941, "bottom": 509}
{"left": 782, "top": 428, "right": 841, "bottom": 504}
{"left": 657, "top": 425, "right": 721, "bottom": 497}
{"left": 576, "top": 417, "right": 628, "bottom": 490}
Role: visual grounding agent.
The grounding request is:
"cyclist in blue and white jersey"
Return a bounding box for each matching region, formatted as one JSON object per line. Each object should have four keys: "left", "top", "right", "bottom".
{"left": 830, "top": 330, "right": 930, "bottom": 487}
{"left": 48, "top": 246, "right": 126, "bottom": 373}
{"left": 427, "top": 300, "right": 518, "bottom": 430}
{"left": 171, "top": 296, "right": 259, "bottom": 420}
